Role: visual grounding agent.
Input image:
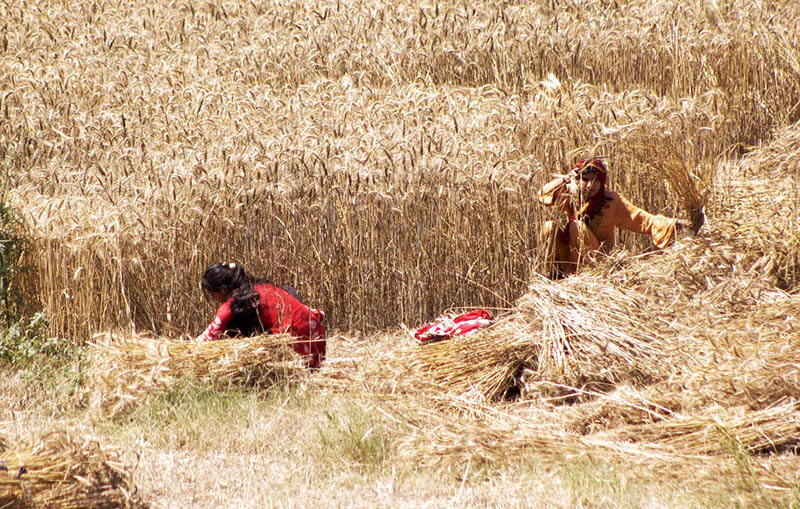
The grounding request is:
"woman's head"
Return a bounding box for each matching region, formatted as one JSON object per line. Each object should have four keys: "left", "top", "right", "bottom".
{"left": 201, "top": 262, "right": 247, "bottom": 303}
{"left": 200, "top": 262, "right": 267, "bottom": 333}
{"left": 570, "top": 158, "right": 607, "bottom": 201}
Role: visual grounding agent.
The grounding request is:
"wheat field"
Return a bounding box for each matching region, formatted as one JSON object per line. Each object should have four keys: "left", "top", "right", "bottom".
{"left": 2, "top": 0, "right": 800, "bottom": 507}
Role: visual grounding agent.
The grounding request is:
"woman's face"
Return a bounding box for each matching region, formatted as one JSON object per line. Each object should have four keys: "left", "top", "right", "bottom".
{"left": 208, "top": 288, "right": 230, "bottom": 303}
{"left": 571, "top": 170, "right": 602, "bottom": 200}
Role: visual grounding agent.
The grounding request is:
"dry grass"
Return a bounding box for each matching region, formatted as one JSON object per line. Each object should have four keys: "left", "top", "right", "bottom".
{"left": 87, "top": 332, "right": 301, "bottom": 420}
{"left": 0, "top": 431, "right": 141, "bottom": 508}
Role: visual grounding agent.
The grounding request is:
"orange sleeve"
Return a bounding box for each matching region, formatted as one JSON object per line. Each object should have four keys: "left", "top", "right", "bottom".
{"left": 613, "top": 195, "right": 678, "bottom": 249}
{"left": 537, "top": 175, "right": 570, "bottom": 207}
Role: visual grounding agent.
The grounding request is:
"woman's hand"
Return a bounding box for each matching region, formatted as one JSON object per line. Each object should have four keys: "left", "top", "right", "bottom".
{"left": 565, "top": 181, "right": 578, "bottom": 196}
{"left": 677, "top": 209, "right": 705, "bottom": 235}
{"left": 562, "top": 167, "right": 579, "bottom": 184}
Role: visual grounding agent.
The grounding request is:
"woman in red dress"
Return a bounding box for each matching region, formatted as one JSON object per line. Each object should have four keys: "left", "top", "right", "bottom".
{"left": 195, "top": 262, "right": 326, "bottom": 369}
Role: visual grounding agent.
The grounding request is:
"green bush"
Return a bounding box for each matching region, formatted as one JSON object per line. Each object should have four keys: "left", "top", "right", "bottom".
{"left": 0, "top": 153, "right": 61, "bottom": 365}
{"left": 1, "top": 153, "right": 26, "bottom": 327}
{"left": 0, "top": 311, "right": 68, "bottom": 365}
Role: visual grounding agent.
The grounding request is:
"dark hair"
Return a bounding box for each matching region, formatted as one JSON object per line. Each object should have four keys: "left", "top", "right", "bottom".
{"left": 201, "top": 262, "right": 270, "bottom": 336}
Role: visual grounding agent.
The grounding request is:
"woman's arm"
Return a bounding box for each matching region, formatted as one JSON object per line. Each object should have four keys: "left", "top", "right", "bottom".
{"left": 612, "top": 194, "right": 678, "bottom": 249}
{"left": 194, "top": 300, "right": 234, "bottom": 341}
{"left": 538, "top": 173, "right": 575, "bottom": 206}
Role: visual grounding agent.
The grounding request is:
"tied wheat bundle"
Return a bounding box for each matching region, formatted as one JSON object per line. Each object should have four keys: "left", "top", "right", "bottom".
{"left": 88, "top": 332, "right": 302, "bottom": 419}
{"left": 610, "top": 400, "right": 800, "bottom": 458}
{"left": 620, "top": 131, "right": 715, "bottom": 231}
{"left": 0, "top": 431, "right": 140, "bottom": 508}
{"left": 378, "top": 272, "right": 677, "bottom": 402}
{"left": 381, "top": 325, "right": 526, "bottom": 402}
{"left": 518, "top": 274, "right": 679, "bottom": 396}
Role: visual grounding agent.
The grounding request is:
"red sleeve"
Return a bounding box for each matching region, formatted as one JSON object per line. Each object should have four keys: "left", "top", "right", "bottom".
{"left": 195, "top": 300, "right": 233, "bottom": 341}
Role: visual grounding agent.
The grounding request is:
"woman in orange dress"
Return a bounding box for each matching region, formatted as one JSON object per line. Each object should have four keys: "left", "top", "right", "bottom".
{"left": 538, "top": 158, "right": 694, "bottom": 276}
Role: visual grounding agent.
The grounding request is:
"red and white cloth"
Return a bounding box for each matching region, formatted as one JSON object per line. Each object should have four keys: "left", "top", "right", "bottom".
{"left": 414, "top": 309, "right": 494, "bottom": 343}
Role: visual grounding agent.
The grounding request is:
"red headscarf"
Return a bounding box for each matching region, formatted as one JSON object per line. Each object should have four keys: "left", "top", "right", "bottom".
{"left": 573, "top": 158, "right": 607, "bottom": 187}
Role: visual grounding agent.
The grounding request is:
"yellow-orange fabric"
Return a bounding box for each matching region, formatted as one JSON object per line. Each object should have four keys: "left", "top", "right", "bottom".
{"left": 538, "top": 176, "right": 678, "bottom": 274}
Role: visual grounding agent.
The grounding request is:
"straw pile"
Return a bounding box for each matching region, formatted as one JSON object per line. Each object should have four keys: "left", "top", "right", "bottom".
{"left": 600, "top": 227, "right": 782, "bottom": 311}
{"left": 611, "top": 399, "right": 800, "bottom": 456}
{"left": 384, "top": 142, "right": 800, "bottom": 489}
{"left": 0, "top": 431, "right": 141, "bottom": 508}
{"left": 88, "top": 332, "right": 301, "bottom": 420}
{"left": 364, "top": 326, "right": 523, "bottom": 401}
{"left": 388, "top": 230, "right": 800, "bottom": 493}
{"left": 394, "top": 396, "right": 800, "bottom": 491}
{"left": 370, "top": 270, "right": 679, "bottom": 404}
{"left": 391, "top": 394, "right": 684, "bottom": 472}
{"left": 516, "top": 274, "right": 680, "bottom": 389}
{"left": 733, "top": 119, "right": 800, "bottom": 290}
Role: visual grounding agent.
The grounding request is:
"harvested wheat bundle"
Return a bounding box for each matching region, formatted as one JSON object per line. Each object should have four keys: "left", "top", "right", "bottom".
{"left": 364, "top": 322, "right": 526, "bottom": 402}
{"left": 597, "top": 226, "right": 782, "bottom": 314}
{"left": 601, "top": 243, "right": 800, "bottom": 412}
{"left": 618, "top": 131, "right": 715, "bottom": 230}
{"left": 680, "top": 303, "right": 800, "bottom": 411}
{"left": 611, "top": 399, "right": 800, "bottom": 457}
{"left": 0, "top": 431, "right": 141, "bottom": 508}
{"left": 395, "top": 399, "right": 800, "bottom": 492}
{"left": 392, "top": 397, "right": 692, "bottom": 476}
{"left": 373, "top": 272, "right": 679, "bottom": 403}
{"left": 552, "top": 321, "right": 800, "bottom": 435}
{"left": 535, "top": 382, "right": 682, "bottom": 435}
{"left": 88, "top": 332, "right": 301, "bottom": 419}
{"left": 518, "top": 274, "right": 680, "bottom": 395}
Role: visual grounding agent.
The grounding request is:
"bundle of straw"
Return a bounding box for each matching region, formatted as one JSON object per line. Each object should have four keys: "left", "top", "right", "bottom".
{"left": 394, "top": 398, "right": 800, "bottom": 491}
{"left": 683, "top": 336, "right": 800, "bottom": 411}
{"left": 599, "top": 228, "right": 781, "bottom": 313}
{"left": 545, "top": 382, "right": 681, "bottom": 434}
{"left": 374, "top": 272, "right": 677, "bottom": 403}
{"left": 611, "top": 400, "right": 800, "bottom": 457}
{"left": 388, "top": 326, "right": 527, "bottom": 402}
{"left": 88, "top": 332, "right": 301, "bottom": 419}
{"left": 392, "top": 397, "right": 684, "bottom": 474}
{"left": 0, "top": 431, "right": 140, "bottom": 508}
{"left": 518, "top": 274, "right": 679, "bottom": 393}
{"left": 619, "top": 130, "right": 715, "bottom": 231}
